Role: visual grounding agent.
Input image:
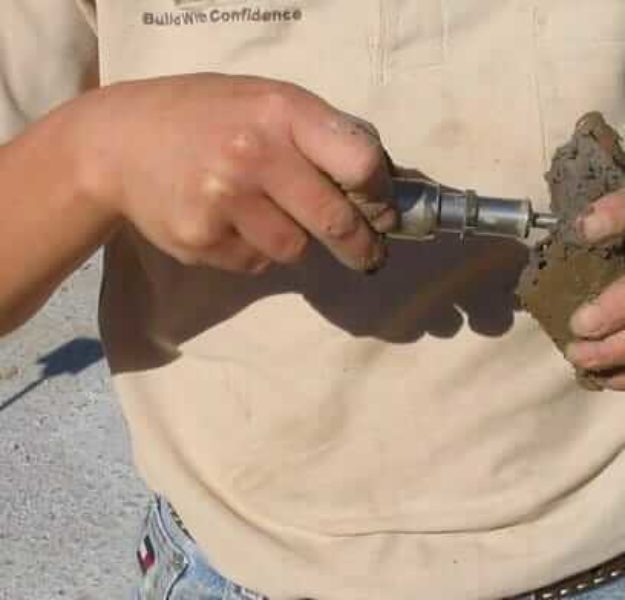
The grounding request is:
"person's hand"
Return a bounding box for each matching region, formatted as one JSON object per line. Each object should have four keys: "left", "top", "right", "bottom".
{"left": 566, "top": 189, "right": 625, "bottom": 389}
{"left": 75, "top": 74, "right": 397, "bottom": 273}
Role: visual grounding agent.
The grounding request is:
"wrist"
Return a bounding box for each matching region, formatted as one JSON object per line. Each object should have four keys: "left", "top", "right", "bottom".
{"left": 0, "top": 95, "right": 124, "bottom": 333}
{"left": 59, "top": 86, "right": 126, "bottom": 224}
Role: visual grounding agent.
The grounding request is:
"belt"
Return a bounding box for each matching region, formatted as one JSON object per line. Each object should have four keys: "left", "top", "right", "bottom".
{"left": 507, "top": 552, "right": 625, "bottom": 600}
{"left": 168, "top": 502, "right": 625, "bottom": 599}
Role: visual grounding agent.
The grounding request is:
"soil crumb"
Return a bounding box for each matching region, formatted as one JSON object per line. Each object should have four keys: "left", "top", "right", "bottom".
{"left": 517, "top": 112, "right": 625, "bottom": 390}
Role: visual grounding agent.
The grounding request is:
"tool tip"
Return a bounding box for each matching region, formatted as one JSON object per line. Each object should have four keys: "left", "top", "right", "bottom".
{"left": 532, "top": 212, "right": 559, "bottom": 230}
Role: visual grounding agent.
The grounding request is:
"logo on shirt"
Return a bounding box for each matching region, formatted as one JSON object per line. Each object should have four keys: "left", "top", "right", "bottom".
{"left": 173, "top": 0, "right": 246, "bottom": 7}
{"left": 142, "top": 2, "right": 303, "bottom": 26}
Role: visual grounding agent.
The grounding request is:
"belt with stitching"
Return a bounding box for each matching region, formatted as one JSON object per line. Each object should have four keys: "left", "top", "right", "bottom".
{"left": 507, "top": 552, "right": 625, "bottom": 600}
{"left": 168, "top": 502, "right": 625, "bottom": 599}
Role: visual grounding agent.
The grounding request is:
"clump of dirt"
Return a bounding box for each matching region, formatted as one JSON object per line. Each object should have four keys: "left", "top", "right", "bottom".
{"left": 517, "top": 112, "right": 625, "bottom": 390}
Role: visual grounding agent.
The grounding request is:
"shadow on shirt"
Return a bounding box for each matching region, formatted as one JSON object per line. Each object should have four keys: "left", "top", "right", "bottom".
{"left": 100, "top": 228, "right": 529, "bottom": 373}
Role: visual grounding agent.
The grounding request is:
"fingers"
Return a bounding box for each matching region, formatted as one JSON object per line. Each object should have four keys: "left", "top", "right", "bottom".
{"left": 567, "top": 274, "right": 625, "bottom": 386}
{"left": 566, "top": 188, "right": 625, "bottom": 389}
{"left": 228, "top": 193, "right": 309, "bottom": 264}
{"left": 577, "top": 189, "right": 625, "bottom": 243}
{"left": 346, "top": 191, "right": 398, "bottom": 233}
{"left": 570, "top": 277, "right": 625, "bottom": 339}
{"left": 600, "top": 371, "right": 625, "bottom": 391}
{"left": 567, "top": 330, "right": 625, "bottom": 371}
{"left": 164, "top": 177, "right": 273, "bottom": 273}
{"left": 206, "top": 98, "right": 390, "bottom": 271}
{"left": 566, "top": 324, "right": 625, "bottom": 391}
{"left": 261, "top": 146, "right": 386, "bottom": 271}
{"left": 194, "top": 232, "right": 271, "bottom": 274}
{"left": 287, "top": 96, "right": 396, "bottom": 231}
{"left": 333, "top": 113, "right": 394, "bottom": 199}
{"left": 291, "top": 99, "right": 387, "bottom": 188}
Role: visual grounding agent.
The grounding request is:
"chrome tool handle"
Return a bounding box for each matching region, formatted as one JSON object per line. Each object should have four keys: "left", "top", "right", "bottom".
{"left": 390, "top": 178, "right": 557, "bottom": 241}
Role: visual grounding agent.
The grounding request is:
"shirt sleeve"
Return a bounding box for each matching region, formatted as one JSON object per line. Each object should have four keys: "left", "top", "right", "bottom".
{"left": 0, "top": 0, "right": 98, "bottom": 143}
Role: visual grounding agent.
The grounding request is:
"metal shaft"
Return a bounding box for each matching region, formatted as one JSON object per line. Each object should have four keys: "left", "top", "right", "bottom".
{"left": 532, "top": 213, "right": 559, "bottom": 230}
{"left": 390, "top": 178, "right": 557, "bottom": 241}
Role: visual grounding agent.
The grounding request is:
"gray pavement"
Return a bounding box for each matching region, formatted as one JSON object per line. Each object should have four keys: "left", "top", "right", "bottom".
{"left": 0, "top": 255, "right": 149, "bottom": 599}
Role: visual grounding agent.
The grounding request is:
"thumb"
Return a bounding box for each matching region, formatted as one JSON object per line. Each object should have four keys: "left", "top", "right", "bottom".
{"left": 577, "top": 189, "right": 625, "bottom": 243}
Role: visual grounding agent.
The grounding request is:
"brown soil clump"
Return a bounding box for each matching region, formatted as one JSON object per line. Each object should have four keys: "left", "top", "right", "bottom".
{"left": 517, "top": 112, "right": 625, "bottom": 390}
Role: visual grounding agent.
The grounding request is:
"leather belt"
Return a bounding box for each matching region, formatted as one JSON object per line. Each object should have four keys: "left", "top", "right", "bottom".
{"left": 168, "top": 501, "right": 625, "bottom": 599}
{"left": 507, "top": 552, "right": 625, "bottom": 599}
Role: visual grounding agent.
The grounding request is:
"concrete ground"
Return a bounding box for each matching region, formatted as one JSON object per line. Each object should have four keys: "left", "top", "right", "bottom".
{"left": 0, "top": 255, "right": 149, "bottom": 599}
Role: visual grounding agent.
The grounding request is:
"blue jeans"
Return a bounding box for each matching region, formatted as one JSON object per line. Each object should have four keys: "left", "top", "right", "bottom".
{"left": 134, "top": 496, "right": 625, "bottom": 599}
{"left": 134, "top": 496, "right": 268, "bottom": 600}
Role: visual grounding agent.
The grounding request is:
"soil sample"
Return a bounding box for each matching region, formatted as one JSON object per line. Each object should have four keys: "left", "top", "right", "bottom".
{"left": 517, "top": 112, "right": 625, "bottom": 390}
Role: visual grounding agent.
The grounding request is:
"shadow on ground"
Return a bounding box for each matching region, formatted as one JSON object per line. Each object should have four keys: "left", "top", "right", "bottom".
{"left": 0, "top": 337, "right": 104, "bottom": 413}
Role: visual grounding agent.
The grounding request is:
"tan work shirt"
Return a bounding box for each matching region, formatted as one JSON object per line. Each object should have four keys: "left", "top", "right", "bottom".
{"left": 3, "top": 1, "right": 625, "bottom": 598}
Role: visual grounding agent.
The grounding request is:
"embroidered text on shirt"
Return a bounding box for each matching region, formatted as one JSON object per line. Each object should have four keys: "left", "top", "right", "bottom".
{"left": 143, "top": 6, "right": 303, "bottom": 26}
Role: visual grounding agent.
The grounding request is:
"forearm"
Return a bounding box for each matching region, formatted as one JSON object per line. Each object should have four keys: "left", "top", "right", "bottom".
{"left": 0, "top": 100, "right": 119, "bottom": 335}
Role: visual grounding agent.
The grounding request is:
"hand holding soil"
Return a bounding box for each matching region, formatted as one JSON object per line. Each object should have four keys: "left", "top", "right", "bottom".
{"left": 567, "top": 189, "right": 625, "bottom": 389}
{"left": 518, "top": 112, "right": 625, "bottom": 390}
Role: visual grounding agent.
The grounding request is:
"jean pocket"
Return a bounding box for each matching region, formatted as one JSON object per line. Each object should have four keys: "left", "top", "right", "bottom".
{"left": 135, "top": 499, "right": 189, "bottom": 600}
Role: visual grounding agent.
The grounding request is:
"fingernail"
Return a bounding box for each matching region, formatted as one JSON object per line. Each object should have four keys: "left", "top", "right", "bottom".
{"left": 363, "top": 239, "right": 386, "bottom": 272}
{"left": 578, "top": 212, "right": 614, "bottom": 243}
{"left": 345, "top": 191, "right": 368, "bottom": 207}
{"left": 570, "top": 303, "right": 605, "bottom": 337}
{"left": 566, "top": 343, "right": 587, "bottom": 366}
{"left": 372, "top": 207, "right": 399, "bottom": 233}
{"left": 566, "top": 342, "right": 605, "bottom": 370}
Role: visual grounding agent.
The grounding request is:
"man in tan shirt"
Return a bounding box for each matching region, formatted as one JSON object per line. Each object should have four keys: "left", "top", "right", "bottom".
{"left": 4, "top": 0, "right": 625, "bottom": 598}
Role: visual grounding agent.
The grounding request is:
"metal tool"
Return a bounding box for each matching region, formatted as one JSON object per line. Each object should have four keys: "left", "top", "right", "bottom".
{"left": 390, "top": 178, "right": 558, "bottom": 241}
